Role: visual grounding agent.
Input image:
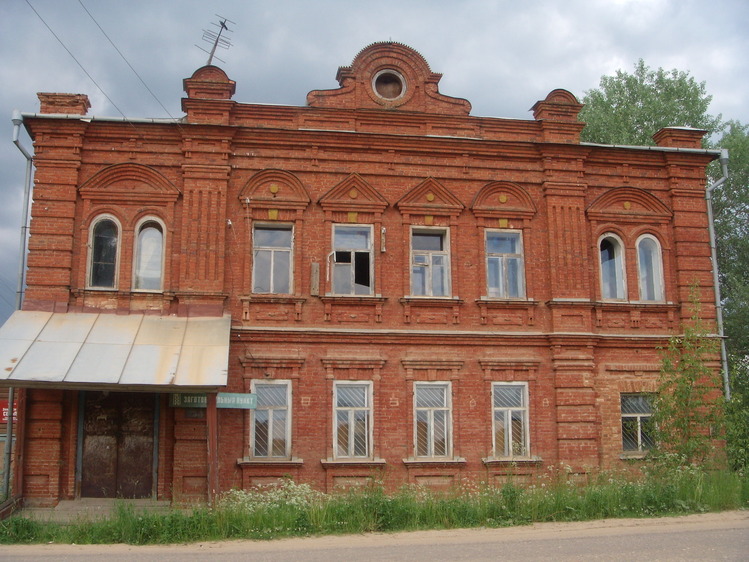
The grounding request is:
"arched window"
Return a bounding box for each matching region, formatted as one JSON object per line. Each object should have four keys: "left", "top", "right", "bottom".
{"left": 133, "top": 220, "right": 164, "bottom": 291}
{"left": 637, "top": 235, "right": 664, "bottom": 301}
{"left": 599, "top": 234, "right": 625, "bottom": 300}
{"left": 89, "top": 217, "right": 119, "bottom": 288}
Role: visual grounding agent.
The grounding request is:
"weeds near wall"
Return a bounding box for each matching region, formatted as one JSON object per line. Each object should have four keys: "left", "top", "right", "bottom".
{"left": 1, "top": 469, "right": 747, "bottom": 545}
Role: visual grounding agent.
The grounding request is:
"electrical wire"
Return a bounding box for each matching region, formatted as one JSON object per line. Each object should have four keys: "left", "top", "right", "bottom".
{"left": 77, "top": 0, "right": 182, "bottom": 126}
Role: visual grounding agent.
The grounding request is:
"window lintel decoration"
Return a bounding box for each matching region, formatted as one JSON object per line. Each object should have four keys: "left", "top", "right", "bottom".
{"left": 396, "top": 177, "right": 464, "bottom": 217}
{"left": 587, "top": 187, "right": 672, "bottom": 224}
{"left": 471, "top": 181, "right": 536, "bottom": 221}
{"left": 79, "top": 163, "right": 180, "bottom": 204}
{"left": 319, "top": 173, "right": 388, "bottom": 215}
{"left": 239, "top": 169, "right": 311, "bottom": 212}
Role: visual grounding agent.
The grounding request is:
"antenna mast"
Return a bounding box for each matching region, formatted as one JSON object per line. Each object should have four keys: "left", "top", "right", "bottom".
{"left": 196, "top": 15, "right": 235, "bottom": 66}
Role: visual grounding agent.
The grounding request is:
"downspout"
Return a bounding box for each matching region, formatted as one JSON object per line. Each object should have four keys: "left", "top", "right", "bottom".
{"left": 4, "top": 110, "right": 34, "bottom": 500}
{"left": 705, "top": 148, "right": 731, "bottom": 400}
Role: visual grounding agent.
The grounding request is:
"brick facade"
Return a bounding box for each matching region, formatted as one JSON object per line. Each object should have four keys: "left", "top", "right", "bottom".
{"left": 12, "top": 42, "right": 721, "bottom": 505}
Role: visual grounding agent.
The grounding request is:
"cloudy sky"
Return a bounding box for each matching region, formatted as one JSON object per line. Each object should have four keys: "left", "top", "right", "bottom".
{"left": 1, "top": 0, "right": 747, "bottom": 324}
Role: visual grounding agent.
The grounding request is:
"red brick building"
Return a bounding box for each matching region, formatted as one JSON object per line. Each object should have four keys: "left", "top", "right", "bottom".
{"left": 0, "top": 42, "right": 723, "bottom": 506}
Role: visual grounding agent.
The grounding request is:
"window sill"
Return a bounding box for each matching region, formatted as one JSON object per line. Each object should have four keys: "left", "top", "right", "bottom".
{"left": 321, "top": 458, "right": 387, "bottom": 468}
{"left": 619, "top": 451, "right": 650, "bottom": 461}
{"left": 320, "top": 295, "right": 386, "bottom": 303}
{"left": 477, "top": 297, "right": 535, "bottom": 305}
{"left": 482, "top": 456, "right": 542, "bottom": 466}
{"left": 242, "top": 295, "right": 306, "bottom": 304}
{"left": 402, "top": 457, "right": 466, "bottom": 467}
{"left": 237, "top": 457, "right": 304, "bottom": 467}
{"left": 400, "top": 297, "right": 463, "bottom": 306}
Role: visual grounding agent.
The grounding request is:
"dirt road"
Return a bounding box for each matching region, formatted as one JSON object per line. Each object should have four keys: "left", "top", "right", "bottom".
{"left": 1, "top": 510, "right": 747, "bottom": 561}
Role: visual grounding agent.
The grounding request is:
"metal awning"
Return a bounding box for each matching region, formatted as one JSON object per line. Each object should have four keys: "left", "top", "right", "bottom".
{"left": 0, "top": 311, "right": 231, "bottom": 392}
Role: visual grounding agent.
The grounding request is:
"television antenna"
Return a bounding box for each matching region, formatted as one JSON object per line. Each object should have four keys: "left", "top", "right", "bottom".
{"left": 196, "top": 15, "right": 235, "bottom": 65}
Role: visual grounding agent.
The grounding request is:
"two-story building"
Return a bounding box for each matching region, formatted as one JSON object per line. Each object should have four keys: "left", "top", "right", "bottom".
{"left": 0, "top": 42, "right": 722, "bottom": 506}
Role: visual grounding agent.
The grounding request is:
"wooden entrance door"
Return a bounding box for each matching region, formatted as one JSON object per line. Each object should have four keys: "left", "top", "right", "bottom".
{"left": 80, "top": 391, "right": 156, "bottom": 498}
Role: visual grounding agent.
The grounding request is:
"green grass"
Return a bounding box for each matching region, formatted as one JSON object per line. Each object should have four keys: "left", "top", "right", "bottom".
{"left": 1, "top": 468, "right": 747, "bottom": 545}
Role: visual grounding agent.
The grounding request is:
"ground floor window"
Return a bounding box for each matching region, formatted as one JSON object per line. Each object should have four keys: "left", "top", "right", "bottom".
{"left": 492, "top": 382, "right": 529, "bottom": 458}
{"left": 621, "top": 393, "right": 655, "bottom": 452}
{"left": 414, "top": 382, "right": 452, "bottom": 458}
{"left": 251, "top": 381, "right": 291, "bottom": 458}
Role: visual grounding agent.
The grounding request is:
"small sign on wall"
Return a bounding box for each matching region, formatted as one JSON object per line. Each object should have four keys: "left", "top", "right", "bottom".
{"left": 0, "top": 401, "right": 17, "bottom": 424}
{"left": 169, "top": 393, "right": 257, "bottom": 409}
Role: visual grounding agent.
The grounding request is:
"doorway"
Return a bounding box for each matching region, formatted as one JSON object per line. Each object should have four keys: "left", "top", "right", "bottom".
{"left": 79, "top": 391, "right": 158, "bottom": 498}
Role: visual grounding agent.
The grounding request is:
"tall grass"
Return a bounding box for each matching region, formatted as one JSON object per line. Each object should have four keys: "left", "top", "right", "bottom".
{"left": 1, "top": 468, "right": 746, "bottom": 545}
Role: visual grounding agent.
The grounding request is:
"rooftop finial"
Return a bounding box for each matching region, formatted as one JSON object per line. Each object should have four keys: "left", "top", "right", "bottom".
{"left": 196, "top": 15, "right": 235, "bottom": 66}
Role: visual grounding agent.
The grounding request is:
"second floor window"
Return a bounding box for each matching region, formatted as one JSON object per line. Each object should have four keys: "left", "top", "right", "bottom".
{"left": 133, "top": 221, "right": 164, "bottom": 291}
{"left": 486, "top": 230, "right": 525, "bottom": 298}
{"left": 253, "top": 225, "right": 293, "bottom": 294}
{"left": 637, "top": 235, "right": 664, "bottom": 302}
{"left": 411, "top": 229, "right": 450, "bottom": 297}
{"left": 332, "top": 225, "right": 372, "bottom": 295}
{"left": 599, "top": 234, "right": 626, "bottom": 300}
{"left": 89, "top": 217, "right": 119, "bottom": 289}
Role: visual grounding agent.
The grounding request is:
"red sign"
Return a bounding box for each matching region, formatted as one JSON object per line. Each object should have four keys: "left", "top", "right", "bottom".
{"left": 0, "top": 401, "right": 18, "bottom": 424}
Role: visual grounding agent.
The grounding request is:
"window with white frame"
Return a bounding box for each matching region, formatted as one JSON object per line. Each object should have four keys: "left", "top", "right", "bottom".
{"left": 621, "top": 393, "right": 655, "bottom": 452}
{"left": 486, "top": 230, "right": 525, "bottom": 298}
{"left": 492, "top": 383, "right": 529, "bottom": 458}
{"left": 334, "top": 382, "right": 372, "bottom": 458}
{"left": 89, "top": 216, "right": 120, "bottom": 289}
{"left": 251, "top": 381, "right": 291, "bottom": 458}
{"left": 253, "top": 224, "right": 293, "bottom": 294}
{"left": 411, "top": 229, "right": 450, "bottom": 297}
{"left": 599, "top": 234, "right": 626, "bottom": 299}
{"left": 636, "top": 235, "right": 664, "bottom": 302}
{"left": 133, "top": 219, "right": 164, "bottom": 291}
{"left": 332, "top": 225, "right": 372, "bottom": 295}
{"left": 414, "top": 382, "right": 451, "bottom": 457}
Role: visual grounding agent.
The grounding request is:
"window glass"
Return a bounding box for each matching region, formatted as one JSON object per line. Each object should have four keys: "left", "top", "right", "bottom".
{"left": 253, "top": 225, "right": 293, "bottom": 294}
{"left": 411, "top": 230, "right": 450, "bottom": 297}
{"left": 493, "top": 383, "right": 529, "bottom": 458}
{"left": 637, "top": 236, "right": 664, "bottom": 301}
{"left": 252, "top": 382, "right": 290, "bottom": 458}
{"left": 332, "top": 225, "right": 372, "bottom": 295}
{"left": 335, "top": 383, "right": 371, "bottom": 458}
{"left": 134, "top": 222, "right": 163, "bottom": 291}
{"left": 486, "top": 231, "right": 525, "bottom": 298}
{"left": 621, "top": 393, "right": 655, "bottom": 452}
{"left": 600, "top": 235, "right": 625, "bottom": 299}
{"left": 414, "top": 383, "right": 451, "bottom": 457}
{"left": 90, "top": 218, "right": 118, "bottom": 288}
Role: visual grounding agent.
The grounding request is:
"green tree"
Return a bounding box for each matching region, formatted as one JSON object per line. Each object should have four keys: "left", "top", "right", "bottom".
{"left": 579, "top": 59, "right": 722, "bottom": 146}
{"left": 725, "top": 355, "right": 749, "bottom": 471}
{"left": 711, "top": 121, "right": 749, "bottom": 357}
{"left": 652, "top": 296, "right": 724, "bottom": 467}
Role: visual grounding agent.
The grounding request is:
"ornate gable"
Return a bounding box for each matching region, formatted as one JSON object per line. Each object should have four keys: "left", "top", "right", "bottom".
{"left": 396, "top": 178, "right": 464, "bottom": 218}
{"left": 587, "top": 187, "right": 672, "bottom": 224}
{"left": 79, "top": 163, "right": 180, "bottom": 203}
{"left": 471, "top": 181, "right": 536, "bottom": 221}
{"left": 239, "top": 169, "right": 311, "bottom": 217}
{"left": 319, "top": 174, "right": 388, "bottom": 220}
{"left": 307, "top": 42, "right": 471, "bottom": 115}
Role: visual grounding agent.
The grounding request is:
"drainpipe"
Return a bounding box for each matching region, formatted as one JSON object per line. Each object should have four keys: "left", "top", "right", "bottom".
{"left": 4, "top": 110, "right": 34, "bottom": 500}
{"left": 705, "top": 148, "right": 731, "bottom": 400}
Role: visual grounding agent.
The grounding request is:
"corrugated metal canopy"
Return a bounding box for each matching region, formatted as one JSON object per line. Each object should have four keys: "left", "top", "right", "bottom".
{"left": 0, "top": 311, "right": 231, "bottom": 391}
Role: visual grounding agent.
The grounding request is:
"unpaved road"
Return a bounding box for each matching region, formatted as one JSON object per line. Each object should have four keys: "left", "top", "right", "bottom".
{"left": 1, "top": 510, "right": 747, "bottom": 561}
